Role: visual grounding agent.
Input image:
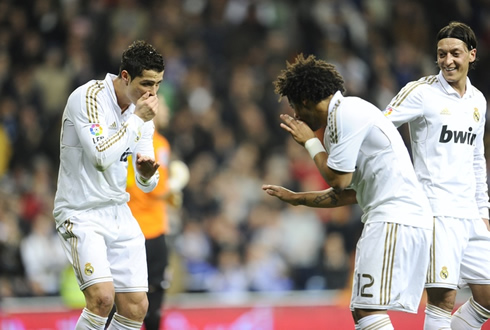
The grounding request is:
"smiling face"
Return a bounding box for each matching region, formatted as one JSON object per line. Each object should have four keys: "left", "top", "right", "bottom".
{"left": 437, "top": 38, "right": 476, "bottom": 88}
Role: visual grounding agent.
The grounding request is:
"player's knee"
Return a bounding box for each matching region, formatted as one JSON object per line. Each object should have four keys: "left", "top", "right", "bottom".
{"left": 117, "top": 293, "right": 149, "bottom": 321}
{"left": 130, "top": 299, "right": 149, "bottom": 321}
{"left": 354, "top": 308, "right": 386, "bottom": 320}
{"left": 426, "top": 288, "right": 456, "bottom": 311}
{"left": 86, "top": 293, "right": 115, "bottom": 316}
{"left": 83, "top": 283, "right": 115, "bottom": 316}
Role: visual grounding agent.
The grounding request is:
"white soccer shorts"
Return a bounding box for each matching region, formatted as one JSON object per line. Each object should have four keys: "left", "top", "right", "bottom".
{"left": 56, "top": 203, "right": 148, "bottom": 292}
{"left": 350, "top": 221, "right": 431, "bottom": 313}
{"left": 426, "top": 216, "right": 490, "bottom": 289}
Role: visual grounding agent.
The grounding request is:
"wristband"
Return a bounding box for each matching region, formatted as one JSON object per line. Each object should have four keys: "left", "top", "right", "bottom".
{"left": 137, "top": 174, "right": 150, "bottom": 186}
{"left": 305, "top": 138, "right": 325, "bottom": 159}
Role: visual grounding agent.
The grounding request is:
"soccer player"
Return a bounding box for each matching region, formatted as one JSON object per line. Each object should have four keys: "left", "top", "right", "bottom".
{"left": 262, "top": 54, "right": 433, "bottom": 330}
{"left": 53, "top": 40, "right": 164, "bottom": 330}
{"left": 383, "top": 21, "right": 490, "bottom": 329}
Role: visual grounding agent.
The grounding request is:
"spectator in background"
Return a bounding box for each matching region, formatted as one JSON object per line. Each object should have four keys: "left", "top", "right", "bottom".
{"left": 277, "top": 204, "right": 324, "bottom": 290}
{"left": 0, "top": 123, "right": 11, "bottom": 177}
{"left": 174, "top": 219, "right": 215, "bottom": 293}
{"left": 319, "top": 231, "right": 350, "bottom": 290}
{"left": 20, "top": 212, "right": 67, "bottom": 296}
{"left": 0, "top": 208, "right": 25, "bottom": 297}
{"left": 208, "top": 247, "right": 248, "bottom": 293}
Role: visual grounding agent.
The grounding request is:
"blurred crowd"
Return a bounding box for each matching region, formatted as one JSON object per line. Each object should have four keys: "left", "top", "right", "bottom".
{"left": 2, "top": 0, "right": 490, "bottom": 300}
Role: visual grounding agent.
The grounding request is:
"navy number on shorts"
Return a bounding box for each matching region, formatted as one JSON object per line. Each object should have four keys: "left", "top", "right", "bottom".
{"left": 357, "top": 273, "right": 374, "bottom": 298}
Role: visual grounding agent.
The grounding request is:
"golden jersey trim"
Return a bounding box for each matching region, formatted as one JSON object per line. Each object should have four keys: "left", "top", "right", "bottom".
{"left": 96, "top": 122, "right": 129, "bottom": 152}
{"left": 328, "top": 99, "right": 341, "bottom": 144}
{"left": 380, "top": 223, "right": 398, "bottom": 305}
{"left": 86, "top": 81, "right": 105, "bottom": 124}
{"left": 391, "top": 75, "right": 438, "bottom": 108}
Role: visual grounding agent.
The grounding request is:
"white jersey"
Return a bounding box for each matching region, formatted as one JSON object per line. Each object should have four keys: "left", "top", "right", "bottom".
{"left": 53, "top": 73, "right": 159, "bottom": 227}
{"left": 383, "top": 72, "right": 490, "bottom": 219}
{"left": 324, "top": 91, "right": 432, "bottom": 228}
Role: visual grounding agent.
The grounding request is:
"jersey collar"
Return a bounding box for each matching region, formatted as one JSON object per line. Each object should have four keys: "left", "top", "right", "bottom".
{"left": 104, "top": 73, "right": 135, "bottom": 117}
{"left": 437, "top": 71, "right": 474, "bottom": 99}
{"left": 328, "top": 90, "right": 343, "bottom": 113}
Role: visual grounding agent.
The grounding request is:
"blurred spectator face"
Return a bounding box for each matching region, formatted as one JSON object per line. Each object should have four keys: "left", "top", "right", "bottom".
{"left": 154, "top": 96, "right": 170, "bottom": 130}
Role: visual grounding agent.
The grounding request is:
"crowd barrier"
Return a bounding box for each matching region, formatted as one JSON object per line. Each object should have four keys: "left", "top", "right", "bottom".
{"left": 1, "top": 289, "right": 486, "bottom": 330}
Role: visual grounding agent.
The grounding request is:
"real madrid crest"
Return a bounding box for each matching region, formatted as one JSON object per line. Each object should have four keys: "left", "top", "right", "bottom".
{"left": 85, "top": 263, "right": 95, "bottom": 276}
{"left": 474, "top": 108, "right": 480, "bottom": 122}
{"left": 440, "top": 266, "right": 449, "bottom": 280}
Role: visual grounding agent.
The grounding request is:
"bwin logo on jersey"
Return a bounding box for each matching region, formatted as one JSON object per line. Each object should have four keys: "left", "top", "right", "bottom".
{"left": 439, "top": 125, "right": 476, "bottom": 145}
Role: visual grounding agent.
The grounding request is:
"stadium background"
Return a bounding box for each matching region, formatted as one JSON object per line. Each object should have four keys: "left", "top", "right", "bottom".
{"left": 1, "top": 0, "right": 490, "bottom": 329}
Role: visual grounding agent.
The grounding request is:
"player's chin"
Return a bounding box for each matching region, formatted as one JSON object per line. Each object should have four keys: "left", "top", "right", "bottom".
{"left": 309, "top": 122, "right": 322, "bottom": 132}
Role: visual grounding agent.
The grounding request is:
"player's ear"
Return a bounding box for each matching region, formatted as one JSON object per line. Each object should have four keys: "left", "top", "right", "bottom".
{"left": 469, "top": 48, "right": 477, "bottom": 62}
{"left": 121, "top": 70, "right": 131, "bottom": 85}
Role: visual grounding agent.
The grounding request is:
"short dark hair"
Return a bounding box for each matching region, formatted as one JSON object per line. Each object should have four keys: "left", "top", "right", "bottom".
{"left": 437, "top": 21, "right": 478, "bottom": 69}
{"left": 118, "top": 40, "right": 165, "bottom": 78}
{"left": 273, "top": 53, "right": 345, "bottom": 105}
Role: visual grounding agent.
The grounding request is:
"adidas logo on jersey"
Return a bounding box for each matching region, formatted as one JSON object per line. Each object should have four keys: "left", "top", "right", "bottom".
{"left": 439, "top": 125, "right": 476, "bottom": 145}
{"left": 440, "top": 108, "right": 451, "bottom": 115}
{"left": 109, "top": 122, "right": 117, "bottom": 129}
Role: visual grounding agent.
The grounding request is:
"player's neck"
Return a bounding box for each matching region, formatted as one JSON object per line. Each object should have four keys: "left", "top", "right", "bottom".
{"left": 449, "top": 79, "right": 467, "bottom": 97}
{"left": 112, "top": 77, "right": 131, "bottom": 113}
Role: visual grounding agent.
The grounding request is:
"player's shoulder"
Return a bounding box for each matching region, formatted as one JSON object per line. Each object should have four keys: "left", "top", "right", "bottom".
{"left": 391, "top": 75, "right": 439, "bottom": 106}
{"left": 341, "top": 94, "right": 370, "bottom": 106}
{"left": 471, "top": 84, "right": 486, "bottom": 101}
{"left": 342, "top": 95, "right": 379, "bottom": 113}
{"left": 404, "top": 75, "right": 439, "bottom": 93}
{"left": 68, "top": 78, "right": 106, "bottom": 101}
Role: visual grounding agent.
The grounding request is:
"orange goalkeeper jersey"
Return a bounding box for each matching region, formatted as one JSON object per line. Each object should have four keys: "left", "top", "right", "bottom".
{"left": 127, "top": 131, "right": 170, "bottom": 239}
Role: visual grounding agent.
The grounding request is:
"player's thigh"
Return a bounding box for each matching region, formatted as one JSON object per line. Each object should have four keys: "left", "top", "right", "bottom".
{"left": 107, "top": 204, "right": 148, "bottom": 292}
{"left": 351, "top": 221, "right": 431, "bottom": 313}
{"left": 426, "top": 217, "right": 471, "bottom": 289}
{"left": 460, "top": 218, "right": 490, "bottom": 287}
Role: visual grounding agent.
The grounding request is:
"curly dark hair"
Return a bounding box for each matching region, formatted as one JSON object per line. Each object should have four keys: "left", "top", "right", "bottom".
{"left": 118, "top": 40, "right": 165, "bottom": 78}
{"left": 436, "top": 21, "right": 478, "bottom": 70}
{"left": 273, "top": 53, "right": 345, "bottom": 105}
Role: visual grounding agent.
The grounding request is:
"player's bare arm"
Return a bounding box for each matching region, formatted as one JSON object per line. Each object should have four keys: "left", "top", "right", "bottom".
{"left": 311, "top": 152, "right": 353, "bottom": 193}
{"left": 262, "top": 185, "right": 357, "bottom": 207}
{"left": 279, "top": 113, "right": 353, "bottom": 192}
{"left": 135, "top": 153, "right": 160, "bottom": 179}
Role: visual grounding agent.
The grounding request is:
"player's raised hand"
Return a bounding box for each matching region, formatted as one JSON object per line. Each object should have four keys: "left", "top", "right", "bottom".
{"left": 279, "top": 114, "right": 315, "bottom": 146}
{"left": 135, "top": 153, "right": 160, "bottom": 180}
{"left": 262, "top": 184, "right": 299, "bottom": 205}
{"left": 135, "top": 92, "right": 159, "bottom": 122}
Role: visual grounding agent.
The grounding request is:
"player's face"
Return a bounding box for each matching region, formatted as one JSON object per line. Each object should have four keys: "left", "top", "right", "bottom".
{"left": 437, "top": 38, "right": 475, "bottom": 85}
{"left": 290, "top": 100, "right": 323, "bottom": 132}
{"left": 127, "top": 69, "right": 164, "bottom": 104}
